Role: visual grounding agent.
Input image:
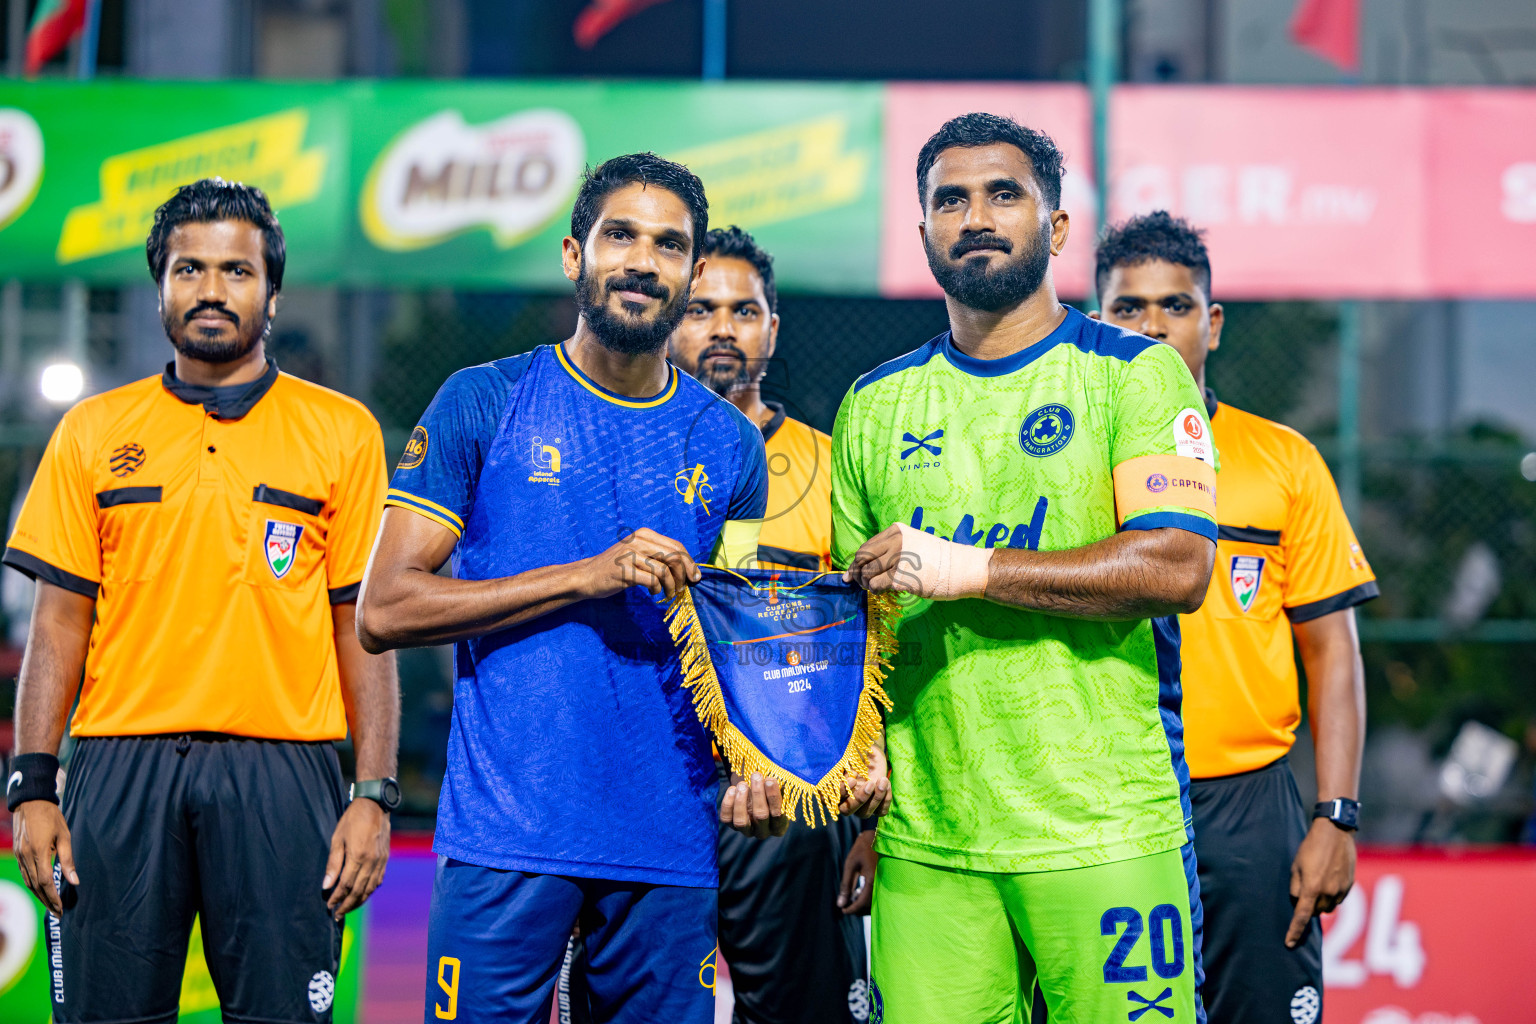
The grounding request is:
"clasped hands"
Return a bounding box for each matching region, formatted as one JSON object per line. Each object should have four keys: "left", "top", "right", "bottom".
{"left": 720, "top": 733, "right": 892, "bottom": 839}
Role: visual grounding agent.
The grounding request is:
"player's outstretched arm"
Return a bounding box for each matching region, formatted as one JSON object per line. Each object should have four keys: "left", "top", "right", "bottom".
{"left": 846, "top": 522, "right": 1213, "bottom": 620}
{"left": 356, "top": 507, "right": 701, "bottom": 652}
{"left": 10, "top": 582, "right": 93, "bottom": 915}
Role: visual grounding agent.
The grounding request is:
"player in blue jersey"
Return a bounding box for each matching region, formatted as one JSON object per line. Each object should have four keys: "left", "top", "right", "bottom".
{"left": 357, "top": 154, "right": 789, "bottom": 1024}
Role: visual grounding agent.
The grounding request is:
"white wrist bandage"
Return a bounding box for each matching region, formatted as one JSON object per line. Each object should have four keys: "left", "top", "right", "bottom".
{"left": 895, "top": 523, "right": 994, "bottom": 600}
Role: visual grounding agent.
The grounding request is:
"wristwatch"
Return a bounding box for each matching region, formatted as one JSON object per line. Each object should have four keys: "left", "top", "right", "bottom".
{"left": 350, "top": 777, "right": 402, "bottom": 813}
{"left": 1313, "top": 798, "right": 1360, "bottom": 832}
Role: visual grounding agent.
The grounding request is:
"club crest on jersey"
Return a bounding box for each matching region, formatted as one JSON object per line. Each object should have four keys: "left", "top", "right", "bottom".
{"left": 1020, "top": 404, "right": 1074, "bottom": 457}
{"left": 1230, "top": 555, "right": 1266, "bottom": 613}
{"left": 264, "top": 519, "right": 304, "bottom": 579}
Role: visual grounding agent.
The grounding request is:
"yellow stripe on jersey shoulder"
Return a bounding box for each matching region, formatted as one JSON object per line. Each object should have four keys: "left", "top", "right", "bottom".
{"left": 385, "top": 489, "right": 465, "bottom": 537}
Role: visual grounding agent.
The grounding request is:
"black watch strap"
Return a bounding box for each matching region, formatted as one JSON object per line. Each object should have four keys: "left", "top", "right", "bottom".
{"left": 1313, "top": 797, "right": 1361, "bottom": 831}
{"left": 350, "top": 777, "right": 401, "bottom": 813}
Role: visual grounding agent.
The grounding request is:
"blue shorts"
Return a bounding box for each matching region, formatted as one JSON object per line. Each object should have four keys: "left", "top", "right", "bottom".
{"left": 423, "top": 858, "right": 717, "bottom": 1024}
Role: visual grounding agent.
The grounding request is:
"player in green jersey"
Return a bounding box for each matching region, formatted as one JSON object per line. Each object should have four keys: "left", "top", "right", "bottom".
{"left": 832, "top": 113, "right": 1220, "bottom": 1023}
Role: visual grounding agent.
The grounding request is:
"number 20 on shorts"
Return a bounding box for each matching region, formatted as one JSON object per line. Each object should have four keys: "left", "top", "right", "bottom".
{"left": 435, "top": 957, "right": 461, "bottom": 1019}
{"left": 1101, "top": 905, "right": 1185, "bottom": 982}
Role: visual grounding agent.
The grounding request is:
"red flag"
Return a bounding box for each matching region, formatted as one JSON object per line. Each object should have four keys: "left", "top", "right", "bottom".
{"left": 573, "top": 0, "right": 676, "bottom": 50}
{"left": 25, "top": 0, "right": 89, "bottom": 75}
{"left": 1289, "top": 0, "right": 1360, "bottom": 72}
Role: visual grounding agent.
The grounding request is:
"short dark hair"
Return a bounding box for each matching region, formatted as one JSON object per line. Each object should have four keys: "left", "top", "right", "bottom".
{"left": 146, "top": 178, "right": 286, "bottom": 295}
{"left": 699, "top": 226, "right": 776, "bottom": 315}
{"left": 570, "top": 152, "right": 709, "bottom": 261}
{"left": 915, "top": 112, "right": 1065, "bottom": 211}
{"left": 1095, "top": 210, "right": 1212, "bottom": 300}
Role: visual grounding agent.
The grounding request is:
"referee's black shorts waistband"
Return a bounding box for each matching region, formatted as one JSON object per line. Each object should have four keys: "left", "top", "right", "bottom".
{"left": 77, "top": 731, "right": 336, "bottom": 747}
{"left": 1190, "top": 752, "right": 1290, "bottom": 787}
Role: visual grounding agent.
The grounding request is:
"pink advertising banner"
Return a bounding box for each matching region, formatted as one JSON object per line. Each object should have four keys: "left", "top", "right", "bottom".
{"left": 1110, "top": 86, "right": 1432, "bottom": 299}
{"left": 881, "top": 85, "right": 1536, "bottom": 300}
{"left": 1425, "top": 91, "right": 1536, "bottom": 297}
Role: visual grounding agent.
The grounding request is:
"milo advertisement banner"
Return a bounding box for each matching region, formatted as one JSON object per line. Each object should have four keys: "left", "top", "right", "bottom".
{"left": 0, "top": 856, "right": 364, "bottom": 1021}
{"left": 0, "top": 80, "right": 882, "bottom": 292}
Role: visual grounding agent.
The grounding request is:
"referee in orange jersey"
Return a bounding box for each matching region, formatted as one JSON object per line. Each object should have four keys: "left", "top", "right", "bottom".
{"left": 2, "top": 179, "right": 399, "bottom": 1024}
{"left": 1096, "top": 212, "right": 1377, "bottom": 1024}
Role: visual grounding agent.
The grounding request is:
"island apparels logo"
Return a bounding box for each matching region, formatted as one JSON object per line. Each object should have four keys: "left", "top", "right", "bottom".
{"left": 529, "top": 436, "right": 562, "bottom": 485}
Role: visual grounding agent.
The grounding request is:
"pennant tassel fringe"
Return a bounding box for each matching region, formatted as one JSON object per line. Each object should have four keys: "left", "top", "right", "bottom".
{"left": 665, "top": 588, "right": 898, "bottom": 828}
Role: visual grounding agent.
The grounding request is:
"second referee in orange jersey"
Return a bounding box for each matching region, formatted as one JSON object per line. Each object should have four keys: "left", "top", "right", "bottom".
{"left": 1096, "top": 212, "right": 1377, "bottom": 1024}
{"left": 2, "top": 180, "right": 399, "bottom": 1024}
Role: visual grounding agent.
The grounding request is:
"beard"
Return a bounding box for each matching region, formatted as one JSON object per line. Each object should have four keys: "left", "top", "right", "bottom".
{"left": 576, "top": 261, "right": 690, "bottom": 357}
{"left": 924, "top": 220, "right": 1053, "bottom": 313}
{"left": 162, "top": 301, "right": 268, "bottom": 364}
{"left": 689, "top": 342, "right": 759, "bottom": 397}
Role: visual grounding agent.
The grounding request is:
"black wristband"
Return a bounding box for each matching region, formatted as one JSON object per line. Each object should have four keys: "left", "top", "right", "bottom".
{"left": 6, "top": 752, "right": 61, "bottom": 812}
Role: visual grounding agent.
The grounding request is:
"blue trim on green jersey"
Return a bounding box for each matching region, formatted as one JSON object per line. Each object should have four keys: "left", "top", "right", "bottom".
{"left": 1122, "top": 510, "right": 1219, "bottom": 542}
{"left": 1151, "top": 615, "right": 1195, "bottom": 842}
{"left": 852, "top": 336, "right": 944, "bottom": 394}
{"left": 855, "top": 308, "right": 1159, "bottom": 395}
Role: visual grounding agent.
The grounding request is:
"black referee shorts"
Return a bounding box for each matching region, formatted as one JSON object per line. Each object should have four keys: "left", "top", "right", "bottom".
{"left": 49, "top": 734, "right": 346, "bottom": 1024}
{"left": 717, "top": 811, "right": 869, "bottom": 1024}
{"left": 1190, "top": 755, "right": 1323, "bottom": 1024}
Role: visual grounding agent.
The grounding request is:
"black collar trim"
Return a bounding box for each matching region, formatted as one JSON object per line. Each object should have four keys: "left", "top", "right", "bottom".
{"left": 162, "top": 359, "right": 279, "bottom": 420}
{"left": 761, "top": 401, "right": 787, "bottom": 442}
{"left": 1204, "top": 386, "right": 1219, "bottom": 420}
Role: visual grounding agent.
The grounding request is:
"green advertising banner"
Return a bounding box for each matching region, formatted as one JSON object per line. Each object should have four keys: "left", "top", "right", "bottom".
{"left": 0, "top": 857, "right": 364, "bottom": 1022}
{"left": 0, "top": 80, "right": 882, "bottom": 292}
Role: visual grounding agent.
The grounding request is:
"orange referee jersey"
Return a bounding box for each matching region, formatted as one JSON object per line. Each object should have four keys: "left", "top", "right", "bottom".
{"left": 755, "top": 402, "right": 832, "bottom": 572}
{"left": 1180, "top": 392, "right": 1378, "bottom": 779}
{"left": 2, "top": 361, "right": 386, "bottom": 741}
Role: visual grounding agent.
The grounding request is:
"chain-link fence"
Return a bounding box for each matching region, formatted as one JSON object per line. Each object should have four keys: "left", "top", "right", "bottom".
{"left": 2, "top": 287, "right": 1533, "bottom": 834}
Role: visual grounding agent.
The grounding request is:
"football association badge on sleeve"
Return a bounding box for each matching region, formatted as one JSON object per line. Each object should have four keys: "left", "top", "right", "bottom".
{"left": 1230, "top": 555, "right": 1266, "bottom": 612}
{"left": 264, "top": 520, "right": 305, "bottom": 579}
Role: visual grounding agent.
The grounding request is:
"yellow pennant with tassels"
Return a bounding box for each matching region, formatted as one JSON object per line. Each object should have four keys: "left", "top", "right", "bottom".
{"left": 665, "top": 567, "right": 898, "bottom": 827}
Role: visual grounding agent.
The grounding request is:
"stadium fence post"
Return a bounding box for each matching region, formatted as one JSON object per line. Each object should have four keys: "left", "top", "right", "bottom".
{"left": 1337, "top": 300, "right": 1363, "bottom": 521}
{"left": 1087, "top": 0, "right": 1121, "bottom": 312}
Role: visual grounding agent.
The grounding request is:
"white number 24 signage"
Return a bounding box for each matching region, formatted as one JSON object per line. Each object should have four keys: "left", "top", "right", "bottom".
{"left": 1323, "top": 875, "right": 1427, "bottom": 989}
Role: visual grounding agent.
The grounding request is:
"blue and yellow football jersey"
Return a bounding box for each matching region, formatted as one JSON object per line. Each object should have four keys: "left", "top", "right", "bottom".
{"left": 388, "top": 343, "right": 767, "bottom": 886}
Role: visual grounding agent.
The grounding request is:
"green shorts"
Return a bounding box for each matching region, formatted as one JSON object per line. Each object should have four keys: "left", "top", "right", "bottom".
{"left": 870, "top": 845, "right": 1204, "bottom": 1024}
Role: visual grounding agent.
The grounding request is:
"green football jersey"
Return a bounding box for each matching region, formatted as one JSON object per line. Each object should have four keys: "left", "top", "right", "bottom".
{"left": 832, "top": 307, "right": 1217, "bottom": 873}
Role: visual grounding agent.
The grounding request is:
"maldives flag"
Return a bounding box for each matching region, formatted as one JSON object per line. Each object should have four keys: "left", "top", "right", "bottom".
{"left": 1289, "top": 0, "right": 1360, "bottom": 72}
{"left": 25, "top": 0, "right": 89, "bottom": 74}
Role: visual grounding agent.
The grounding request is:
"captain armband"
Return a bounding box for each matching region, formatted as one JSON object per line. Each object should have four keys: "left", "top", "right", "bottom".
{"left": 1112, "top": 455, "right": 1217, "bottom": 526}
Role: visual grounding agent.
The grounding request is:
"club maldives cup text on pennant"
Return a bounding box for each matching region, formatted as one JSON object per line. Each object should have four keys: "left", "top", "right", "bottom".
{"left": 665, "top": 568, "right": 897, "bottom": 826}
